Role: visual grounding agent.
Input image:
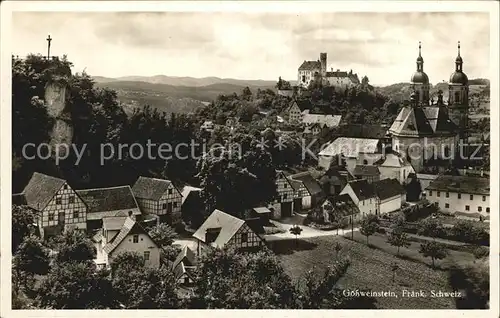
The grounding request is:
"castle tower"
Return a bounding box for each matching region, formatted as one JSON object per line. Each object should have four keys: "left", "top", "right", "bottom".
{"left": 448, "top": 41, "right": 469, "bottom": 141}
{"left": 320, "top": 53, "right": 327, "bottom": 77}
{"left": 410, "top": 42, "right": 430, "bottom": 106}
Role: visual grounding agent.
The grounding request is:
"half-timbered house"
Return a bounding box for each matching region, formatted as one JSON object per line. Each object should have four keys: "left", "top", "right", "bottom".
{"left": 132, "top": 176, "right": 183, "bottom": 225}
{"left": 271, "top": 170, "right": 295, "bottom": 218}
{"left": 20, "top": 172, "right": 87, "bottom": 239}
{"left": 193, "top": 209, "right": 265, "bottom": 255}
{"left": 76, "top": 186, "right": 141, "bottom": 231}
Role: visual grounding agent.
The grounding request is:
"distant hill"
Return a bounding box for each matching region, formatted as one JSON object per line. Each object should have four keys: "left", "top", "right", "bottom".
{"left": 375, "top": 79, "right": 490, "bottom": 103}
{"left": 93, "top": 75, "right": 280, "bottom": 88}
{"left": 94, "top": 79, "right": 278, "bottom": 115}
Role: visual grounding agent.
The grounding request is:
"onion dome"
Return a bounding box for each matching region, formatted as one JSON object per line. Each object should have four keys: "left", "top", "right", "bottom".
{"left": 411, "top": 41, "right": 429, "bottom": 84}
{"left": 449, "top": 41, "right": 468, "bottom": 85}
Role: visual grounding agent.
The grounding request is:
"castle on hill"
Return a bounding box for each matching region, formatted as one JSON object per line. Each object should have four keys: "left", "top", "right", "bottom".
{"left": 297, "top": 53, "right": 360, "bottom": 89}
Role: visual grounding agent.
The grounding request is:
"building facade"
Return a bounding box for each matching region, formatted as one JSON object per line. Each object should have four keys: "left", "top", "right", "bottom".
{"left": 340, "top": 180, "right": 379, "bottom": 217}
{"left": 132, "top": 176, "right": 183, "bottom": 224}
{"left": 19, "top": 172, "right": 87, "bottom": 239}
{"left": 424, "top": 175, "right": 490, "bottom": 220}
{"left": 271, "top": 170, "right": 295, "bottom": 218}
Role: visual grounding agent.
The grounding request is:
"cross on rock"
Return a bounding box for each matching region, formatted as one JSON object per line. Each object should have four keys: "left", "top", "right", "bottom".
{"left": 46, "top": 34, "right": 52, "bottom": 58}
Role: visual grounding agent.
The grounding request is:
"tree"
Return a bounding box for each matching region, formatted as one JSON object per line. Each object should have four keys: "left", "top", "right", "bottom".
{"left": 359, "top": 215, "right": 379, "bottom": 245}
{"left": 386, "top": 230, "right": 411, "bottom": 255}
{"left": 52, "top": 229, "right": 96, "bottom": 263}
{"left": 289, "top": 225, "right": 303, "bottom": 246}
{"left": 361, "top": 76, "right": 369, "bottom": 86}
{"left": 36, "top": 261, "right": 116, "bottom": 309}
{"left": 191, "top": 248, "right": 297, "bottom": 309}
{"left": 472, "top": 246, "right": 489, "bottom": 261}
{"left": 417, "top": 218, "right": 444, "bottom": 239}
{"left": 110, "top": 251, "right": 146, "bottom": 275}
{"left": 241, "top": 86, "right": 253, "bottom": 101}
{"left": 13, "top": 236, "right": 50, "bottom": 290}
{"left": 148, "top": 223, "right": 178, "bottom": 248}
{"left": 419, "top": 241, "right": 448, "bottom": 268}
{"left": 12, "top": 204, "right": 37, "bottom": 253}
{"left": 333, "top": 242, "right": 342, "bottom": 259}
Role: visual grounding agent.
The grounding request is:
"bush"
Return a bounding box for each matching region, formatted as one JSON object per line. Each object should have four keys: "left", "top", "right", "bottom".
{"left": 472, "top": 246, "right": 489, "bottom": 260}
{"left": 377, "top": 228, "right": 386, "bottom": 234}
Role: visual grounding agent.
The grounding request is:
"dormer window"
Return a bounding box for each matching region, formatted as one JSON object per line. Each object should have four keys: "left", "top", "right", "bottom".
{"left": 205, "top": 228, "right": 221, "bottom": 244}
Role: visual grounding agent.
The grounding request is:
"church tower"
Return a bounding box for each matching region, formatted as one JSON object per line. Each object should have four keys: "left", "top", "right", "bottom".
{"left": 410, "top": 42, "right": 430, "bottom": 106}
{"left": 448, "top": 41, "right": 469, "bottom": 141}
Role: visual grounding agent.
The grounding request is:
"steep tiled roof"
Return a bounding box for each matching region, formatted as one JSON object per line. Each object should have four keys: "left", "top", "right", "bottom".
{"left": 172, "top": 246, "right": 196, "bottom": 270}
{"left": 426, "top": 175, "right": 490, "bottom": 196}
{"left": 348, "top": 179, "right": 377, "bottom": 201}
{"left": 391, "top": 106, "right": 434, "bottom": 136}
{"left": 103, "top": 217, "right": 156, "bottom": 254}
{"left": 288, "top": 99, "right": 312, "bottom": 112}
{"left": 291, "top": 173, "right": 324, "bottom": 196}
{"left": 373, "top": 178, "right": 405, "bottom": 200}
{"left": 132, "top": 176, "right": 178, "bottom": 201}
{"left": 318, "top": 137, "right": 381, "bottom": 158}
{"left": 192, "top": 210, "right": 245, "bottom": 247}
{"left": 181, "top": 186, "right": 202, "bottom": 205}
{"left": 353, "top": 165, "right": 381, "bottom": 176}
{"left": 302, "top": 114, "right": 342, "bottom": 128}
{"left": 422, "top": 106, "right": 459, "bottom": 135}
{"left": 298, "top": 60, "right": 321, "bottom": 71}
{"left": 76, "top": 186, "right": 139, "bottom": 215}
{"left": 22, "top": 172, "right": 66, "bottom": 211}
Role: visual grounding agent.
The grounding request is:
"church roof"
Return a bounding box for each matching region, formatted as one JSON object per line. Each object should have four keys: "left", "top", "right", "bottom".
{"left": 388, "top": 106, "right": 436, "bottom": 137}
{"left": 298, "top": 60, "right": 321, "bottom": 71}
{"left": 422, "top": 106, "right": 459, "bottom": 135}
{"left": 450, "top": 71, "right": 468, "bottom": 85}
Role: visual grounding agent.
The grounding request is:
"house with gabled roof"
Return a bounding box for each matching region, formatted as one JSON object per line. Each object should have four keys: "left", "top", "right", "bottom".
{"left": 318, "top": 137, "right": 383, "bottom": 172}
{"left": 132, "top": 176, "right": 183, "bottom": 225}
{"left": 19, "top": 172, "right": 87, "bottom": 239}
{"left": 172, "top": 246, "right": 197, "bottom": 287}
{"left": 271, "top": 170, "right": 295, "bottom": 218}
{"left": 340, "top": 179, "right": 379, "bottom": 218}
{"left": 289, "top": 171, "right": 325, "bottom": 211}
{"left": 284, "top": 100, "right": 312, "bottom": 124}
{"left": 372, "top": 178, "right": 407, "bottom": 214}
{"left": 193, "top": 209, "right": 265, "bottom": 254}
{"left": 376, "top": 153, "right": 415, "bottom": 184}
{"left": 93, "top": 216, "right": 161, "bottom": 269}
{"left": 76, "top": 186, "right": 141, "bottom": 231}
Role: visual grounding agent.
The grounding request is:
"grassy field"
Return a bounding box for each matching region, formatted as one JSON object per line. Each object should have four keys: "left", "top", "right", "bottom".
{"left": 270, "top": 235, "right": 475, "bottom": 309}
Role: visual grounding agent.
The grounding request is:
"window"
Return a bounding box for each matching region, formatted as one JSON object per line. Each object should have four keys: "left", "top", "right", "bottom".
{"left": 284, "top": 184, "right": 287, "bottom": 189}
{"left": 73, "top": 210, "right": 79, "bottom": 218}
{"left": 482, "top": 196, "right": 486, "bottom": 201}
{"left": 69, "top": 196, "right": 75, "bottom": 204}
{"left": 241, "top": 233, "right": 248, "bottom": 243}
{"left": 478, "top": 206, "right": 482, "bottom": 212}
{"left": 173, "top": 202, "right": 178, "bottom": 208}
{"left": 363, "top": 160, "right": 368, "bottom": 165}
{"left": 458, "top": 193, "right": 461, "bottom": 199}
{"left": 486, "top": 207, "right": 490, "bottom": 213}
{"left": 168, "top": 189, "right": 173, "bottom": 195}
{"left": 63, "top": 185, "right": 68, "bottom": 190}
{"left": 445, "top": 192, "right": 449, "bottom": 198}
{"left": 470, "top": 195, "right": 474, "bottom": 200}
{"left": 455, "top": 91, "right": 460, "bottom": 103}
{"left": 133, "top": 235, "right": 139, "bottom": 243}
{"left": 465, "top": 205, "right": 470, "bottom": 211}
{"left": 144, "top": 251, "right": 150, "bottom": 260}
{"left": 48, "top": 213, "right": 54, "bottom": 221}
{"left": 437, "top": 191, "right": 441, "bottom": 197}
{"left": 283, "top": 194, "right": 287, "bottom": 200}
{"left": 445, "top": 203, "right": 450, "bottom": 208}
{"left": 162, "top": 203, "right": 167, "bottom": 210}
{"left": 55, "top": 197, "right": 62, "bottom": 205}
{"left": 302, "top": 75, "right": 306, "bottom": 82}
{"left": 428, "top": 190, "right": 433, "bottom": 196}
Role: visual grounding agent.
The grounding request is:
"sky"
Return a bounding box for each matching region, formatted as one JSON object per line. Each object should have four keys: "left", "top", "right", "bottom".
{"left": 11, "top": 11, "right": 490, "bottom": 86}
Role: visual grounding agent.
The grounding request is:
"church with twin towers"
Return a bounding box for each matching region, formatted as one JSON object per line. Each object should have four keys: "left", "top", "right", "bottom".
{"left": 388, "top": 41, "right": 471, "bottom": 173}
